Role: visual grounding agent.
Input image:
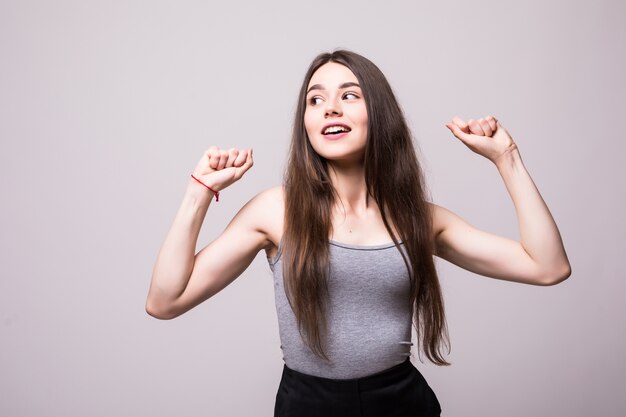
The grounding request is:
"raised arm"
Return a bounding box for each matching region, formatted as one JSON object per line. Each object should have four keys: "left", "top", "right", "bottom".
{"left": 433, "top": 116, "right": 571, "bottom": 286}
{"left": 146, "top": 147, "right": 277, "bottom": 319}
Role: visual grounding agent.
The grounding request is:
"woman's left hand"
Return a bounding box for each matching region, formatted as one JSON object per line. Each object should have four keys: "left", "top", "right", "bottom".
{"left": 446, "top": 115, "right": 518, "bottom": 164}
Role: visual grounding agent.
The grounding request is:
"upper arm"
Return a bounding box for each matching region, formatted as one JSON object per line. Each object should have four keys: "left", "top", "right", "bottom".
{"left": 166, "top": 187, "right": 283, "bottom": 317}
{"left": 430, "top": 203, "right": 548, "bottom": 285}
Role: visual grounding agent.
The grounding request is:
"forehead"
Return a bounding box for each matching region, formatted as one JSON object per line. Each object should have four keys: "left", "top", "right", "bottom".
{"left": 307, "top": 62, "right": 358, "bottom": 89}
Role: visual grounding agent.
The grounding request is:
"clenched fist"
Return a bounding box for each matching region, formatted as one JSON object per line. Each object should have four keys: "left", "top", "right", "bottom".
{"left": 446, "top": 116, "right": 518, "bottom": 164}
{"left": 192, "top": 146, "right": 253, "bottom": 193}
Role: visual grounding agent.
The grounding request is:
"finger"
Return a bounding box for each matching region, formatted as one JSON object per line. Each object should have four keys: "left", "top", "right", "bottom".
{"left": 486, "top": 115, "right": 497, "bottom": 132}
{"left": 225, "top": 148, "right": 239, "bottom": 167}
{"left": 495, "top": 121, "right": 513, "bottom": 140}
{"left": 208, "top": 148, "right": 221, "bottom": 169}
{"left": 468, "top": 119, "right": 486, "bottom": 136}
{"left": 234, "top": 148, "right": 254, "bottom": 179}
{"left": 451, "top": 116, "right": 470, "bottom": 133}
{"left": 243, "top": 148, "right": 254, "bottom": 170}
{"left": 478, "top": 118, "right": 493, "bottom": 136}
{"left": 446, "top": 122, "right": 476, "bottom": 144}
{"left": 233, "top": 148, "right": 248, "bottom": 167}
{"left": 217, "top": 150, "right": 229, "bottom": 170}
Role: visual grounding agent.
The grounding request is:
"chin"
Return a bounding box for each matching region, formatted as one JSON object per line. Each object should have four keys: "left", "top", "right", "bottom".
{"left": 319, "top": 151, "right": 365, "bottom": 165}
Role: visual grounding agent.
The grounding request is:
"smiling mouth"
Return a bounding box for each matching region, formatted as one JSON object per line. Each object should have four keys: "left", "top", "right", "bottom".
{"left": 322, "top": 125, "right": 351, "bottom": 135}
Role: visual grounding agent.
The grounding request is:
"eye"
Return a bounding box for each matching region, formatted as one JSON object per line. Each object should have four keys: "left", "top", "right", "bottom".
{"left": 308, "top": 96, "right": 323, "bottom": 105}
{"left": 343, "top": 92, "right": 359, "bottom": 100}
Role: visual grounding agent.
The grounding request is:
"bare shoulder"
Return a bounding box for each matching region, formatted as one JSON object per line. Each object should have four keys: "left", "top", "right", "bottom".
{"left": 427, "top": 202, "right": 473, "bottom": 256}
{"left": 255, "top": 185, "right": 285, "bottom": 206}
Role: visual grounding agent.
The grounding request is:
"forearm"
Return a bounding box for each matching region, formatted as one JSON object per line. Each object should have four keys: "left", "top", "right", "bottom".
{"left": 495, "top": 148, "right": 571, "bottom": 280}
{"left": 148, "top": 180, "right": 214, "bottom": 305}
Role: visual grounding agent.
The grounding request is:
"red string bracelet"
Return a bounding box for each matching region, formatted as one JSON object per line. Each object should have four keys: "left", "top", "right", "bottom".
{"left": 190, "top": 174, "right": 219, "bottom": 202}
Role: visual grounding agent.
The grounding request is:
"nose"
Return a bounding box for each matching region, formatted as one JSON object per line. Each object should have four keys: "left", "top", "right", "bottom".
{"left": 324, "top": 96, "right": 342, "bottom": 117}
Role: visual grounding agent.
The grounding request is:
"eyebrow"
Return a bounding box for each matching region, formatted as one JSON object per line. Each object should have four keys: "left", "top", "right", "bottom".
{"left": 306, "top": 82, "right": 361, "bottom": 94}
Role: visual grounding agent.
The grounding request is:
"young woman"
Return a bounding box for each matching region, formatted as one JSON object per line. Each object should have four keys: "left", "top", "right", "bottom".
{"left": 146, "top": 50, "right": 571, "bottom": 417}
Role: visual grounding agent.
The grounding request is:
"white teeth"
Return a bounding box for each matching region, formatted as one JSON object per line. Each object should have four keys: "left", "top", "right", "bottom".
{"left": 324, "top": 125, "right": 349, "bottom": 134}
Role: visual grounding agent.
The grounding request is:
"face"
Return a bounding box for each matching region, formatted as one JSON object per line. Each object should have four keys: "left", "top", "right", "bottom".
{"left": 304, "top": 62, "right": 368, "bottom": 164}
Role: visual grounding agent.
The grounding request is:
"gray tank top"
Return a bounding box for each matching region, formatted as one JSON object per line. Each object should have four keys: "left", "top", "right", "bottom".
{"left": 267, "top": 240, "right": 414, "bottom": 379}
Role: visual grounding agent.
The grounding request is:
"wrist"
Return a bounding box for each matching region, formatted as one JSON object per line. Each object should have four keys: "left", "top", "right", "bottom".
{"left": 494, "top": 146, "right": 522, "bottom": 172}
{"left": 190, "top": 174, "right": 220, "bottom": 202}
{"left": 186, "top": 178, "right": 216, "bottom": 203}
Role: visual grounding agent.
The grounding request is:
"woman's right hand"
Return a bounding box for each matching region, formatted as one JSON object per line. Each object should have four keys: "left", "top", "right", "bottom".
{"left": 192, "top": 146, "right": 254, "bottom": 192}
{"left": 147, "top": 145, "right": 271, "bottom": 320}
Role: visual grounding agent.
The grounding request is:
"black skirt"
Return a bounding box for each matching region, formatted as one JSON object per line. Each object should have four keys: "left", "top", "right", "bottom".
{"left": 274, "top": 358, "right": 441, "bottom": 417}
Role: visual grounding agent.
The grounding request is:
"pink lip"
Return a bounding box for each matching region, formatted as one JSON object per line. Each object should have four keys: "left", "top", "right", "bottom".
{"left": 321, "top": 123, "right": 351, "bottom": 135}
{"left": 323, "top": 131, "right": 349, "bottom": 140}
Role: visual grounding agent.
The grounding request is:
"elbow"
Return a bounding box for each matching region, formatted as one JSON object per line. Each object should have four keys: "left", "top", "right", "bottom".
{"left": 145, "top": 299, "right": 180, "bottom": 320}
{"left": 538, "top": 263, "right": 572, "bottom": 286}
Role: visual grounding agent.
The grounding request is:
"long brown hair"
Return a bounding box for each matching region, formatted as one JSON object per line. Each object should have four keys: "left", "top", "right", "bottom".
{"left": 283, "top": 50, "right": 449, "bottom": 365}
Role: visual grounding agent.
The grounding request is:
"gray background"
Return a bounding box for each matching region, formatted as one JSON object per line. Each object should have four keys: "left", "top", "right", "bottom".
{"left": 1, "top": 0, "right": 624, "bottom": 416}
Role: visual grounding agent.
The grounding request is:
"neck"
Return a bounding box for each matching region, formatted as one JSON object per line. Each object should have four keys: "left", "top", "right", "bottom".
{"left": 327, "top": 161, "right": 369, "bottom": 214}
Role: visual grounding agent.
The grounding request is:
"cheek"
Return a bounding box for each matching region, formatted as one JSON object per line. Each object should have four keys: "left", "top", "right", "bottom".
{"left": 357, "top": 111, "right": 369, "bottom": 141}
{"left": 352, "top": 104, "right": 368, "bottom": 127}
{"left": 360, "top": 114, "right": 368, "bottom": 129}
{"left": 361, "top": 107, "right": 369, "bottom": 126}
{"left": 303, "top": 111, "right": 316, "bottom": 136}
